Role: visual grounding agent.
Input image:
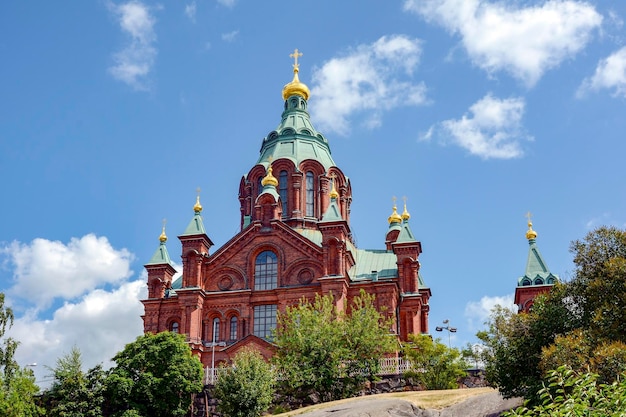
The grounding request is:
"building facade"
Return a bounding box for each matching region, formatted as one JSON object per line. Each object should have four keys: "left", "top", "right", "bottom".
{"left": 514, "top": 216, "right": 558, "bottom": 313}
{"left": 141, "top": 52, "right": 431, "bottom": 367}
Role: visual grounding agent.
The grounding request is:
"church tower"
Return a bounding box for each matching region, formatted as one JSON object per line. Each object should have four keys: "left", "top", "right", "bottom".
{"left": 141, "top": 50, "right": 432, "bottom": 367}
{"left": 514, "top": 215, "right": 558, "bottom": 313}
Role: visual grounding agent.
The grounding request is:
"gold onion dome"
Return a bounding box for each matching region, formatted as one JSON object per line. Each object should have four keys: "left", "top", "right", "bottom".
{"left": 388, "top": 204, "right": 402, "bottom": 224}
{"left": 329, "top": 179, "right": 339, "bottom": 199}
{"left": 282, "top": 49, "right": 310, "bottom": 101}
{"left": 526, "top": 221, "right": 538, "bottom": 240}
{"left": 402, "top": 202, "right": 411, "bottom": 221}
{"left": 193, "top": 195, "right": 203, "bottom": 213}
{"left": 159, "top": 224, "right": 167, "bottom": 243}
{"left": 262, "top": 165, "right": 278, "bottom": 187}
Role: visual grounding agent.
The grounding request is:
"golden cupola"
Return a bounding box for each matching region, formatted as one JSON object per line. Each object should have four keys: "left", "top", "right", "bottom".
{"left": 282, "top": 49, "right": 310, "bottom": 101}
{"left": 261, "top": 164, "right": 279, "bottom": 188}
{"left": 388, "top": 201, "right": 402, "bottom": 224}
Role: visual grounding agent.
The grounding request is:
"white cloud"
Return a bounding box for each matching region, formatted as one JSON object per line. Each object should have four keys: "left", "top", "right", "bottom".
{"left": 1, "top": 234, "right": 134, "bottom": 307}
{"left": 578, "top": 47, "right": 626, "bottom": 98}
{"left": 428, "top": 94, "right": 530, "bottom": 159}
{"left": 221, "top": 30, "right": 239, "bottom": 42}
{"left": 404, "top": 0, "right": 602, "bottom": 86}
{"left": 311, "top": 35, "right": 427, "bottom": 136}
{"left": 9, "top": 279, "right": 147, "bottom": 389}
{"left": 465, "top": 294, "right": 515, "bottom": 331}
{"left": 108, "top": 1, "right": 158, "bottom": 90}
{"left": 185, "top": 1, "right": 197, "bottom": 22}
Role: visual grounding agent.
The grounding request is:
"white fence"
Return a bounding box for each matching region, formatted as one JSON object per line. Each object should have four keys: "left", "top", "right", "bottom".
{"left": 204, "top": 357, "right": 412, "bottom": 385}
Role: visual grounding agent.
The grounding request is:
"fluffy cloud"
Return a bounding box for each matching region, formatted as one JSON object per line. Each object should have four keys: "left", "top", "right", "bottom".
{"left": 578, "top": 47, "right": 626, "bottom": 97}
{"left": 423, "top": 94, "right": 530, "bottom": 159}
{"left": 108, "top": 1, "right": 158, "bottom": 90}
{"left": 311, "top": 35, "right": 427, "bottom": 135}
{"left": 1, "top": 234, "right": 133, "bottom": 307}
{"left": 9, "top": 279, "right": 147, "bottom": 389}
{"left": 465, "top": 294, "right": 516, "bottom": 331}
{"left": 404, "top": 0, "right": 602, "bottom": 86}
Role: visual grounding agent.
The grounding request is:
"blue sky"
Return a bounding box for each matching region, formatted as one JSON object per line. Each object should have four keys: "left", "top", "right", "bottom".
{"left": 1, "top": 0, "right": 625, "bottom": 386}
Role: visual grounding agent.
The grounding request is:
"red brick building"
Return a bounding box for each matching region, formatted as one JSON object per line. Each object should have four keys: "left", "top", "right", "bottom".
{"left": 141, "top": 52, "right": 431, "bottom": 367}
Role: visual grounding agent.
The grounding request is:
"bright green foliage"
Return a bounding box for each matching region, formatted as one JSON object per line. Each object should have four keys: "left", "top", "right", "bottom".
{"left": 105, "top": 331, "right": 204, "bottom": 417}
{"left": 0, "top": 293, "right": 42, "bottom": 416}
{"left": 44, "top": 346, "right": 105, "bottom": 417}
{"left": 504, "top": 366, "right": 626, "bottom": 417}
{"left": 403, "top": 334, "right": 467, "bottom": 390}
{"left": 214, "top": 348, "right": 275, "bottom": 417}
{"left": 0, "top": 367, "right": 42, "bottom": 417}
{"left": 273, "top": 290, "right": 395, "bottom": 402}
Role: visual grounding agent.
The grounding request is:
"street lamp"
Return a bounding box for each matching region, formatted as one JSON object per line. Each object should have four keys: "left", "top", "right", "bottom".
{"left": 435, "top": 319, "right": 457, "bottom": 348}
{"left": 208, "top": 320, "right": 226, "bottom": 384}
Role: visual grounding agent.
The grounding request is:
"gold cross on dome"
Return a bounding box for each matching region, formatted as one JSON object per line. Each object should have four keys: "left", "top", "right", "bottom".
{"left": 290, "top": 49, "right": 303, "bottom": 69}
{"left": 526, "top": 211, "right": 533, "bottom": 223}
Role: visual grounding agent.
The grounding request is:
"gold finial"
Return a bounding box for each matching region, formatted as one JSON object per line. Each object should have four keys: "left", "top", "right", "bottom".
{"left": 388, "top": 196, "right": 402, "bottom": 224}
{"left": 261, "top": 162, "right": 278, "bottom": 188}
{"left": 159, "top": 218, "right": 167, "bottom": 243}
{"left": 194, "top": 187, "right": 203, "bottom": 213}
{"left": 329, "top": 173, "right": 339, "bottom": 199}
{"left": 401, "top": 196, "right": 410, "bottom": 221}
{"left": 282, "top": 48, "right": 310, "bottom": 100}
{"left": 525, "top": 211, "right": 537, "bottom": 240}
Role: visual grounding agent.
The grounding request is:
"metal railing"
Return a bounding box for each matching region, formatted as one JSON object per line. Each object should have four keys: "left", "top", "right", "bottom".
{"left": 204, "top": 357, "right": 412, "bottom": 385}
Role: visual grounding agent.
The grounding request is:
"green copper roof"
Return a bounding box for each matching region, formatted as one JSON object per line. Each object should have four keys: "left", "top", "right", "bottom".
{"left": 396, "top": 221, "right": 417, "bottom": 243}
{"left": 321, "top": 197, "right": 343, "bottom": 222}
{"left": 518, "top": 238, "right": 558, "bottom": 286}
{"left": 257, "top": 95, "right": 336, "bottom": 170}
{"left": 146, "top": 241, "right": 173, "bottom": 266}
{"left": 351, "top": 249, "right": 398, "bottom": 281}
{"left": 181, "top": 212, "right": 206, "bottom": 236}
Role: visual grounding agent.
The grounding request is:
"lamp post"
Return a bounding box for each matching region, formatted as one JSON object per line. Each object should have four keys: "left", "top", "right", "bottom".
{"left": 435, "top": 319, "right": 457, "bottom": 348}
{"left": 209, "top": 320, "right": 226, "bottom": 384}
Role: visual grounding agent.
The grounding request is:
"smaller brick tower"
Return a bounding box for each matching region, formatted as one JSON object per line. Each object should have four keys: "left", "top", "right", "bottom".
{"left": 514, "top": 214, "right": 558, "bottom": 313}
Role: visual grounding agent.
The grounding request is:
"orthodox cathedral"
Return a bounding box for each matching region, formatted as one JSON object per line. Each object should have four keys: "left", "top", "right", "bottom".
{"left": 141, "top": 51, "right": 431, "bottom": 366}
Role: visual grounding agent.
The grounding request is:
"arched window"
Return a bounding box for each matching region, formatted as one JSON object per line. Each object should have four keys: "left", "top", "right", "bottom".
{"left": 170, "top": 321, "right": 179, "bottom": 333}
{"left": 212, "top": 317, "right": 220, "bottom": 342}
{"left": 279, "top": 170, "right": 288, "bottom": 217}
{"left": 254, "top": 251, "right": 278, "bottom": 290}
{"left": 305, "top": 171, "right": 314, "bottom": 217}
{"left": 230, "top": 316, "right": 238, "bottom": 340}
{"left": 534, "top": 277, "right": 544, "bottom": 285}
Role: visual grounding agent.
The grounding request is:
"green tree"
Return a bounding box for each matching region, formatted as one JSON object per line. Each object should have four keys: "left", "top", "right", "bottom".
{"left": 403, "top": 334, "right": 467, "bottom": 390}
{"left": 44, "top": 346, "right": 105, "bottom": 417}
{"left": 214, "top": 348, "right": 275, "bottom": 417}
{"left": 504, "top": 366, "right": 626, "bottom": 417}
{"left": 105, "top": 331, "right": 204, "bottom": 417}
{"left": 0, "top": 293, "right": 42, "bottom": 416}
{"left": 273, "top": 290, "right": 395, "bottom": 402}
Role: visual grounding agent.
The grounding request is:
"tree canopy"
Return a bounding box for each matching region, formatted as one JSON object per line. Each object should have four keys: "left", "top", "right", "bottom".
{"left": 44, "top": 346, "right": 106, "bottom": 417}
{"left": 0, "top": 293, "right": 42, "bottom": 417}
{"left": 403, "top": 334, "right": 467, "bottom": 390}
{"left": 105, "top": 331, "right": 204, "bottom": 417}
{"left": 272, "top": 290, "right": 395, "bottom": 403}
{"left": 214, "top": 347, "right": 275, "bottom": 417}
